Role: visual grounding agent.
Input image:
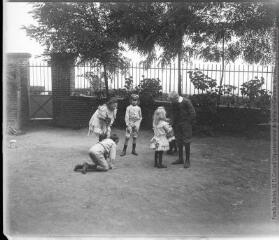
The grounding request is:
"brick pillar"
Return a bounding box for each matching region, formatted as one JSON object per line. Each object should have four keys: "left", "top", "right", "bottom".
{"left": 5, "top": 53, "right": 31, "bottom": 133}
{"left": 51, "top": 53, "right": 75, "bottom": 124}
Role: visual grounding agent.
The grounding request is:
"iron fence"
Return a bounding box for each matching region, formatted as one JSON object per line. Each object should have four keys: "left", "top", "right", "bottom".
{"left": 29, "top": 61, "right": 274, "bottom": 97}
{"left": 74, "top": 62, "right": 274, "bottom": 96}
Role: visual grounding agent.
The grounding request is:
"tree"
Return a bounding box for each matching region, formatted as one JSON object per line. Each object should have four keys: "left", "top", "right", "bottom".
{"left": 157, "top": 3, "right": 206, "bottom": 95}
{"left": 23, "top": 2, "right": 129, "bottom": 98}
{"left": 193, "top": 2, "right": 278, "bottom": 102}
{"left": 108, "top": 2, "right": 206, "bottom": 95}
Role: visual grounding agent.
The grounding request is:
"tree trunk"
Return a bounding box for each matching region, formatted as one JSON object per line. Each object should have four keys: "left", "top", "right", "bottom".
{"left": 103, "top": 64, "right": 109, "bottom": 99}
{"left": 218, "top": 30, "right": 225, "bottom": 105}
{"left": 177, "top": 42, "right": 182, "bottom": 95}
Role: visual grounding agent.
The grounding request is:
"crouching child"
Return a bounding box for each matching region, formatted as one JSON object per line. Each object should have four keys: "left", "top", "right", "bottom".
{"left": 74, "top": 134, "right": 119, "bottom": 174}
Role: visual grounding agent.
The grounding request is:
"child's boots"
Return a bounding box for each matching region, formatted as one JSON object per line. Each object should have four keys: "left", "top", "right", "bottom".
{"left": 120, "top": 145, "right": 127, "bottom": 156}
{"left": 158, "top": 151, "right": 167, "bottom": 168}
{"left": 167, "top": 140, "right": 178, "bottom": 155}
{"left": 172, "top": 144, "right": 183, "bottom": 164}
{"left": 154, "top": 152, "right": 158, "bottom": 167}
{"left": 131, "top": 143, "right": 138, "bottom": 156}
{"left": 184, "top": 143, "right": 191, "bottom": 168}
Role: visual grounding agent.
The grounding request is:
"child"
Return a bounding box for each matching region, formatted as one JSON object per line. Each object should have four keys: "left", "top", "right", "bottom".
{"left": 150, "top": 106, "right": 174, "bottom": 168}
{"left": 74, "top": 133, "right": 119, "bottom": 174}
{"left": 88, "top": 97, "right": 118, "bottom": 141}
{"left": 168, "top": 91, "right": 196, "bottom": 168}
{"left": 120, "top": 94, "right": 142, "bottom": 156}
{"left": 166, "top": 118, "right": 177, "bottom": 155}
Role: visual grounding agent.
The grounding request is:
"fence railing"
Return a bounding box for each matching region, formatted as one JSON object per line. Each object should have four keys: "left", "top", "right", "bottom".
{"left": 74, "top": 62, "right": 274, "bottom": 96}
{"left": 29, "top": 61, "right": 274, "bottom": 97}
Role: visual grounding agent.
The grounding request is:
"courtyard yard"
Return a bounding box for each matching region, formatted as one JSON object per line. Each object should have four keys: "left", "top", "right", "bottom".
{"left": 4, "top": 126, "right": 279, "bottom": 237}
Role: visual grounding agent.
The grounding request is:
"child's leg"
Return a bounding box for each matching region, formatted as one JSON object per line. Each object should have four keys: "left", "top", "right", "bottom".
{"left": 184, "top": 142, "right": 190, "bottom": 168}
{"left": 167, "top": 141, "right": 173, "bottom": 154}
{"left": 95, "top": 153, "right": 110, "bottom": 171}
{"left": 120, "top": 137, "right": 129, "bottom": 156}
{"left": 172, "top": 142, "right": 183, "bottom": 164}
{"left": 173, "top": 140, "right": 177, "bottom": 152}
{"left": 158, "top": 151, "right": 167, "bottom": 168}
{"left": 154, "top": 151, "right": 159, "bottom": 167}
{"left": 131, "top": 137, "right": 138, "bottom": 155}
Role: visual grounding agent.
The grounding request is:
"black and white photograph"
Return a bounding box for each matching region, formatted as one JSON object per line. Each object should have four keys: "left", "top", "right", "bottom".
{"left": 3, "top": 0, "right": 279, "bottom": 238}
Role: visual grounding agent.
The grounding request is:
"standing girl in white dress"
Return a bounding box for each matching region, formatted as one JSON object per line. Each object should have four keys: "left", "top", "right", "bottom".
{"left": 88, "top": 97, "right": 118, "bottom": 141}
{"left": 150, "top": 106, "right": 175, "bottom": 168}
{"left": 120, "top": 94, "right": 142, "bottom": 156}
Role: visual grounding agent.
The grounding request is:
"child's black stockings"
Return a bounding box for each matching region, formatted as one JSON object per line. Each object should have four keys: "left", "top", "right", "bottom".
{"left": 155, "top": 151, "right": 166, "bottom": 168}
{"left": 154, "top": 151, "right": 159, "bottom": 167}
{"left": 184, "top": 142, "right": 190, "bottom": 168}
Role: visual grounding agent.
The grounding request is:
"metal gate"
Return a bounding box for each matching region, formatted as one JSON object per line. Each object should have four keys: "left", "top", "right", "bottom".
{"left": 28, "top": 63, "right": 53, "bottom": 120}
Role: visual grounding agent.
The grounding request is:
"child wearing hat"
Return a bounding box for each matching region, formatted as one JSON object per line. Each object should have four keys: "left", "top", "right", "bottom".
{"left": 120, "top": 94, "right": 142, "bottom": 156}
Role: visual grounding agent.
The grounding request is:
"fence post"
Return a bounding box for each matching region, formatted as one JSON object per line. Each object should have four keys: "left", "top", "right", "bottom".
{"left": 271, "top": 18, "right": 279, "bottom": 220}
{"left": 51, "top": 53, "right": 75, "bottom": 125}
{"left": 5, "top": 53, "right": 31, "bottom": 133}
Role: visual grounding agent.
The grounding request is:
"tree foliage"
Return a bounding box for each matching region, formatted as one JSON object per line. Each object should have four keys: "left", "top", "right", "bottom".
{"left": 24, "top": 2, "right": 277, "bottom": 97}
{"left": 23, "top": 2, "right": 130, "bottom": 97}
{"left": 195, "top": 2, "right": 278, "bottom": 65}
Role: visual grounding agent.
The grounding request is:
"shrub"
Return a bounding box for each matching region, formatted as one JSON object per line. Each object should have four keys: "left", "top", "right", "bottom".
{"left": 188, "top": 69, "right": 217, "bottom": 93}
{"left": 240, "top": 76, "right": 272, "bottom": 108}
{"left": 84, "top": 72, "right": 105, "bottom": 92}
{"left": 136, "top": 77, "right": 162, "bottom": 98}
{"left": 222, "top": 84, "right": 238, "bottom": 96}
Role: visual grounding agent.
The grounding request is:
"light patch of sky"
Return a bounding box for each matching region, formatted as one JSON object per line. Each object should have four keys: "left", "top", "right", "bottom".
{"left": 5, "top": 2, "right": 44, "bottom": 60}
{"left": 4, "top": 2, "right": 145, "bottom": 63}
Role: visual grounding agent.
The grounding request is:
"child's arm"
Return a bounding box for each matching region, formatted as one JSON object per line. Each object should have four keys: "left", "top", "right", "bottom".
{"left": 184, "top": 99, "right": 196, "bottom": 122}
{"left": 97, "top": 105, "right": 109, "bottom": 121}
{"left": 110, "top": 109, "right": 117, "bottom": 127}
{"left": 163, "top": 122, "right": 174, "bottom": 139}
{"left": 124, "top": 106, "right": 130, "bottom": 127}
{"left": 109, "top": 143, "right": 117, "bottom": 169}
{"left": 138, "top": 107, "right": 143, "bottom": 124}
{"left": 88, "top": 111, "right": 97, "bottom": 135}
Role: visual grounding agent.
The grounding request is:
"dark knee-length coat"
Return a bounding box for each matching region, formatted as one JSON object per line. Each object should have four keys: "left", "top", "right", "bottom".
{"left": 171, "top": 98, "right": 196, "bottom": 144}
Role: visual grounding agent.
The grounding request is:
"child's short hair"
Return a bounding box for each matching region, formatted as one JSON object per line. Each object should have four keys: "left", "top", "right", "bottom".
{"left": 110, "top": 133, "right": 119, "bottom": 143}
{"left": 168, "top": 91, "right": 179, "bottom": 100}
{"left": 99, "top": 133, "right": 107, "bottom": 141}
{"left": 130, "top": 94, "right": 140, "bottom": 104}
{"left": 106, "top": 97, "right": 118, "bottom": 106}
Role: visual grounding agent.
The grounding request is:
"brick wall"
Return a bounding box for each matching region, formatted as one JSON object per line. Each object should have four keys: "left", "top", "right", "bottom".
{"left": 5, "top": 53, "right": 31, "bottom": 131}
{"left": 52, "top": 96, "right": 270, "bottom": 134}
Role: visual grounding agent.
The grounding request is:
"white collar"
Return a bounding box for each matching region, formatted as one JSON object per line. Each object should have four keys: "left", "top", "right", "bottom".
{"left": 178, "top": 96, "right": 183, "bottom": 103}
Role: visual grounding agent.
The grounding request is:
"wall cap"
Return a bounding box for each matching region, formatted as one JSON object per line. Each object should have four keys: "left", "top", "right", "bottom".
{"left": 7, "top": 53, "right": 32, "bottom": 59}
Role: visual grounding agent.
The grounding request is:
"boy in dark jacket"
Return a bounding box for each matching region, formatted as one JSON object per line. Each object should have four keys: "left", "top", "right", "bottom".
{"left": 168, "top": 91, "right": 196, "bottom": 168}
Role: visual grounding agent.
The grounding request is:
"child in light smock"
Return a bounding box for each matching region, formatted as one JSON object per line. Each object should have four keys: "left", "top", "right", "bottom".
{"left": 88, "top": 97, "right": 118, "bottom": 141}
{"left": 150, "top": 106, "right": 175, "bottom": 168}
{"left": 120, "top": 94, "right": 142, "bottom": 156}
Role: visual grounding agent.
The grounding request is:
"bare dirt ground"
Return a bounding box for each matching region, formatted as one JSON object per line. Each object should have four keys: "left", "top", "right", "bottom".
{"left": 4, "top": 125, "right": 279, "bottom": 237}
